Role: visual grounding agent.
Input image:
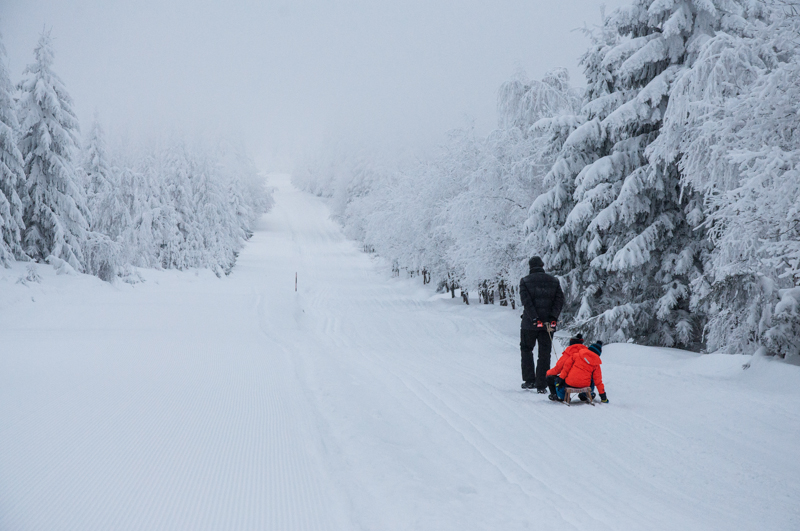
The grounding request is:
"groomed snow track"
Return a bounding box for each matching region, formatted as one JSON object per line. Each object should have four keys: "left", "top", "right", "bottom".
{"left": 1, "top": 174, "right": 798, "bottom": 530}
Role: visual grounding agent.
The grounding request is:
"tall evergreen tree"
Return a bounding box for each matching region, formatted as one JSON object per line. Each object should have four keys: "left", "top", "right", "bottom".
{"left": 81, "top": 118, "right": 129, "bottom": 279}
{"left": 527, "top": 0, "right": 760, "bottom": 347}
{"left": 656, "top": 0, "right": 798, "bottom": 358}
{"left": 17, "top": 30, "right": 88, "bottom": 270}
{"left": 119, "top": 164, "right": 160, "bottom": 268}
{"left": 158, "top": 144, "right": 202, "bottom": 269}
{"left": 0, "top": 32, "right": 25, "bottom": 265}
{"left": 83, "top": 117, "right": 129, "bottom": 238}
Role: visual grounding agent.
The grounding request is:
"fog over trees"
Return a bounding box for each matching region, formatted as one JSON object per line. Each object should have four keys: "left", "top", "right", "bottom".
{"left": 295, "top": 0, "right": 800, "bottom": 359}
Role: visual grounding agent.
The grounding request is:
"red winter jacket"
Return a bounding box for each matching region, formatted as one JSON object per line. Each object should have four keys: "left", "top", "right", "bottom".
{"left": 558, "top": 346, "right": 605, "bottom": 394}
{"left": 546, "top": 344, "right": 585, "bottom": 377}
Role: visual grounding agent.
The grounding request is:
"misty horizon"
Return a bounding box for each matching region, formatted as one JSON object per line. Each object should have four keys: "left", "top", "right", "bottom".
{"left": 3, "top": 0, "right": 626, "bottom": 170}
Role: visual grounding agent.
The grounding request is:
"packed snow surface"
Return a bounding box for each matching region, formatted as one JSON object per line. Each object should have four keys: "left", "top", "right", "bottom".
{"left": 1, "top": 174, "right": 798, "bottom": 530}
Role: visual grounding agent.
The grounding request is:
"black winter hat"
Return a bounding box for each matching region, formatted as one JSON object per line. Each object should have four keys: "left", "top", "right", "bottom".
{"left": 588, "top": 341, "right": 603, "bottom": 356}
{"left": 568, "top": 333, "right": 584, "bottom": 346}
{"left": 529, "top": 256, "right": 544, "bottom": 269}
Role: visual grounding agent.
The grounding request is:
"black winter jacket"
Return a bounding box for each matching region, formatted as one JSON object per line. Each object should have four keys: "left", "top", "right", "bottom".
{"left": 519, "top": 266, "right": 565, "bottom": 330}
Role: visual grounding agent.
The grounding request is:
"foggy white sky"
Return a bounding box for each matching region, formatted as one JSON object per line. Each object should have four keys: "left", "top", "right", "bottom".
{"left": 2, "top": 0, "right": 626, "bottom": 170}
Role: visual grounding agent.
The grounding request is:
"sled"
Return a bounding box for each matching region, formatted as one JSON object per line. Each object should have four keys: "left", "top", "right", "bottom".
{"left": 563, "top": 387, "right": 595, "bottom": 406}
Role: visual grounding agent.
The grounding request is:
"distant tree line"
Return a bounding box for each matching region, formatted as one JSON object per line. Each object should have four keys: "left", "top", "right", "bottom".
{"left": 295, "top": 0, "right": 800, "bottom": 359}
{"left": 0, "top": 30, "right": 272, "bottom": 280}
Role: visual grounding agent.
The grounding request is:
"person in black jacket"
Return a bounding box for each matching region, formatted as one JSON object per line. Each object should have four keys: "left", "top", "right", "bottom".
{"left": 519, "top": 256, "right": 565, "bottom": 392}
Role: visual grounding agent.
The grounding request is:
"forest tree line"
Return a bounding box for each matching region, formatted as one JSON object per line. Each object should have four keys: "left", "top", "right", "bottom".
{"left": 0, "top": 31, "right": 272, "bottom": 281}
{"left": 295, "top": 0, "right": 800, "bottom": 359}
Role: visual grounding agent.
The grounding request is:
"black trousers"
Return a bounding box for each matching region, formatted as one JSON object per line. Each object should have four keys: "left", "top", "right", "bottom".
{"left": 520, "top": 328, "right": 552, "bottom": 389}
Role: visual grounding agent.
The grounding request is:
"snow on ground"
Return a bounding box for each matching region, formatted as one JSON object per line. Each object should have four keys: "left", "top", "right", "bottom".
{"left": 1, "top": 174, "right": 799, "bottom": 530}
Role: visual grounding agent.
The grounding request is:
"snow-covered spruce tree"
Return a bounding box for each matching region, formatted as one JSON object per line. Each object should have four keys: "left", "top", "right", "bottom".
{"left": 526, "top": 0, "right": 759, "bottom": 347}
{"left": 191, "top": 153, "right": 243, "bottom": 274}
{"left": 84, "top": 118, "right": 115, "bottom": 230}
{"left": 152, "top": 144, "right": 201, "bottom": 270}
{"left": 119, "top": 140, "right": 269, "bottom": 275}
{"left": 117, "top": 163, "right": 163, "bottom": 268}
{"left": 656, "top": 0, "right": 798, "bottom": 358}
{"left": 17, "top": 31, "right": 88, "bottom": 271}
{"left": 82, "top": 118, "right": 126, "bottom": 279}
{"left": 0, "top": 32, "right": 25, "bottom": 265}
{"left": 440, "top": 69, "right": 581, "bottom": 300}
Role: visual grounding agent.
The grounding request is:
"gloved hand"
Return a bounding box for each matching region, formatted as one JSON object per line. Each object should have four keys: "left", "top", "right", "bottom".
{"left": 550, "top": 320, "right": 557, "bottom": 330}
{"left": 600, "top": 393, "right": 609, "bottom": 403}
{"left": 554, "top": 377, "right": 564, "bottom": 388}
{"left": 535, "top": 320, "right": 544, "bottom": 329}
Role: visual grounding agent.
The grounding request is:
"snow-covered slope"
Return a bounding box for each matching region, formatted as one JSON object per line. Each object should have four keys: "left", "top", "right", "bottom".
{"left": 1, "top": 174, "right": 798, "bottom": 530}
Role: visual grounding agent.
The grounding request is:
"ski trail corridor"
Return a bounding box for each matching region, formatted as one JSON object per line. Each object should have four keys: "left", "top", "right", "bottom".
{"left": 1, "top": 174, "right": 799, "bottom": 531}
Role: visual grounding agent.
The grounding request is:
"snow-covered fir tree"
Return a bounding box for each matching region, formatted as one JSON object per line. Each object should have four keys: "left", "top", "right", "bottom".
{"left": 189, "top": 153, "right": 241, "bottom": 274}
{"left": 0, "top": 31, "right": 25, "bottom": 265}
{"left": 117, "top": 164, "right": 162, "bottom": 268}
{"left": 655, "top": 0, "right": 798, "bottom": 358}
{"left": 526, "top": 0, "right": 762, "bottom": 348}
{"left": 84, "top": 117, "right": 119, "bottom": 232}
{"left": 80, "top": 118, "right": 129, "bottom": 279}
{"left": 161, "top": 144, "right": 212, "bottom": 270}
{"left": 106, "top": 139, "right": 272, "bottom": 275}
{"left": 17, "top": 30, "right": 88, "bottom": 271}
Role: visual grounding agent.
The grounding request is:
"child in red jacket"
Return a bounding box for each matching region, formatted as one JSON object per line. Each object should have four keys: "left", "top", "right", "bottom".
{"left": 556, "top": 341, "right": 608, "bottom": 403}
{"left": 547, "top": 338, "right": 609, "bottom": 403}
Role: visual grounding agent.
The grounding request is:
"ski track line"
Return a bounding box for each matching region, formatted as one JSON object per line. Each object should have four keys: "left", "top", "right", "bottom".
{"left": 292, "top": 282, "right": 600, "bottom": 527}
{"left": 254, "top": 292, "right": 353, "bottom": 527}
{"left": 3, "top": 368, "right": 170, "bottom": 525}
{"left": 380, "top": 365, "right": 595, "bottom": 530}
{"left": 340, "top": 321, "right": 671, "bottom": 530}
